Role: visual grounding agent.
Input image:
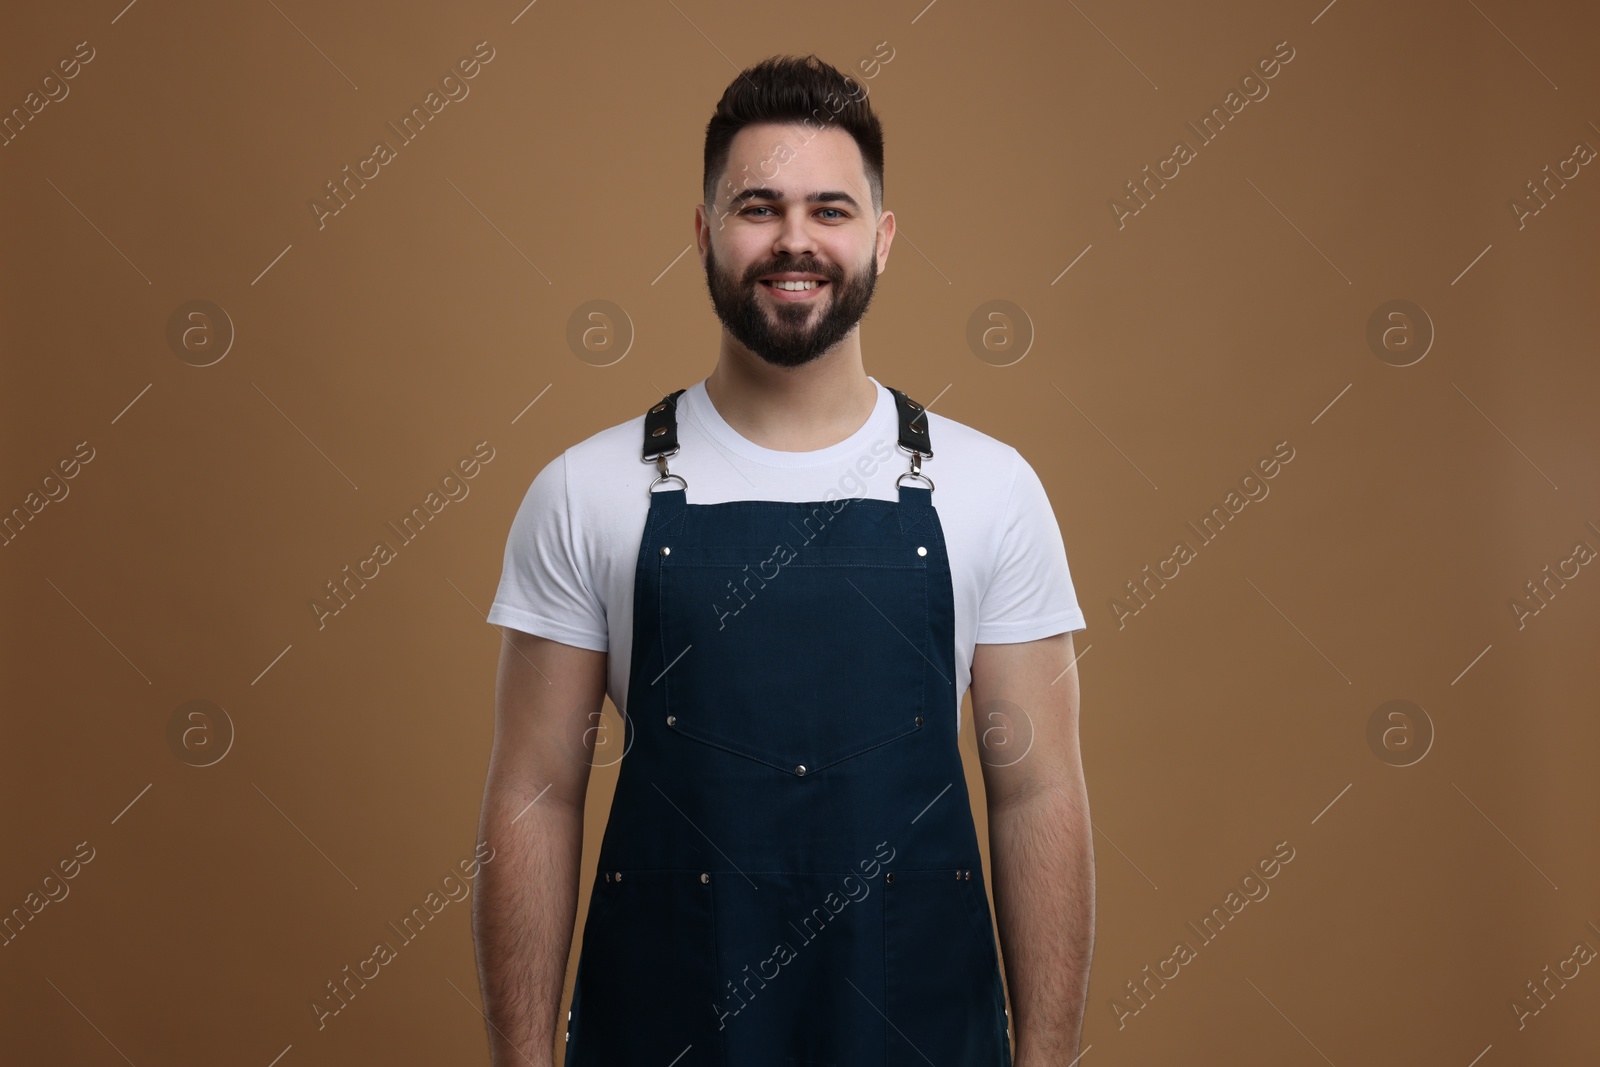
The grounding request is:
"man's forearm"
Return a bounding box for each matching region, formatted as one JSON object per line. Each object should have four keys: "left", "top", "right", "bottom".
{"left": 987, "top": 780, "right": 1096, "bottom": 1062}
{"left": 473, "top": 787, "right": 585, "bottom": 1067}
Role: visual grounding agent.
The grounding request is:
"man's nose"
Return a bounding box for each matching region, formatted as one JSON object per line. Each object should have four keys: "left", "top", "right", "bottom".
{"left": 772, "top": 211, "right": 818, "bottom": 258}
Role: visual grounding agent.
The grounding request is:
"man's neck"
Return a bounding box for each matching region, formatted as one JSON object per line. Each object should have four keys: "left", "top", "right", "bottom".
{"left": 702, "top": 347, "right": 878, "bottom": 453}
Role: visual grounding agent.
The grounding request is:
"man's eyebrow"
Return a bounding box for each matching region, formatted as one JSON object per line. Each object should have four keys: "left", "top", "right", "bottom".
{"left": 726, "top": 187, "right": 862, "bottom": 212}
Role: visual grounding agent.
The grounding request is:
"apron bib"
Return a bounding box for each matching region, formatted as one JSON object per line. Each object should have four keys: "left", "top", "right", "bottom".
{"left": 564, "top": 385, "right": 1012, "bottom": 1067}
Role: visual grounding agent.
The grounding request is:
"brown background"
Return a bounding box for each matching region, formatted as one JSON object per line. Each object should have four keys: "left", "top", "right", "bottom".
{"left": 3, "top": 0, "right": 1598, "bottom": 1064}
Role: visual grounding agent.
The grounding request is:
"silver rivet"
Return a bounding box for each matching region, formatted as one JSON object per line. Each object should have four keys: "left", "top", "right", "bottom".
{"left": 914, "top": 715, "right": 924, "bottom": 727}
{"left": 660, "top": 546, "right": 671, "bottom": 556}
{"left": 885, "top": 871, "right": 894, "bottom": 883}
{"left": 651, "top": 426, "right": 667, "bottom": 437}
{"left": 615, "top": 871, "right": 623, "bottom": 881}
{"left": 964, "top": 870, "right": 971, "bottom": 880}
{"left": 916, "top": 546, "right": 927, "bottom": 556}
{"left": 794, "top": 764, "right": 807, "bottom": 776}
{"left": 666, "top": 715, "right": 675, "bottom": 726}
{"left": 651, "top": 403, "right": 666, "bottom": 413}
{"left": 700, "top": 872, "right": 710, "bottom": 884}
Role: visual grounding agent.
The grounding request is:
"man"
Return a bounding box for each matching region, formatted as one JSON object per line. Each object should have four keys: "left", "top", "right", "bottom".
{"left": 473, "top": 54, "right": 1093, "bottom": 1067}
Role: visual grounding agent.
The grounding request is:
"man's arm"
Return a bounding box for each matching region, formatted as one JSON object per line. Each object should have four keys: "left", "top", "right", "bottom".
{"left": 473, "top": 626, "right": 607, "bottom": 1067}
{"left": 971, "top": 630, "right": 1093, "bottom": 1064}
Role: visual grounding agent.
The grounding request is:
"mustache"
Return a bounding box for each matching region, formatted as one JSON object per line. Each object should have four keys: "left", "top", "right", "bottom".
{"left": 745, "top": 261, "right": 842, "bottom": 283}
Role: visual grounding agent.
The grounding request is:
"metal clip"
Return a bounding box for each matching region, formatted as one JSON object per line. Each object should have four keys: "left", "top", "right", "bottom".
{"left": 646, "top": 446, "right": 687, "bottom": 492}
{"left": 895, "top": 443, "right": 934, "bottom": 491}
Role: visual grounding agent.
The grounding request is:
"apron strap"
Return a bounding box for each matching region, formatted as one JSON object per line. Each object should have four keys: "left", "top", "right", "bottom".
{"left": 642, "top": 388, "right": 688, "bottom": 493}
{"left": 643, "top": 389, "right": 688, "bottom": 462}
{"left": 884, "top": 385, "right": 935, "bottom": 494}
{"left": 883, "top": 385, "right": 932, "bottom": 458}
{"left": 640, "top": 382, "right": 936, "bottom": 493}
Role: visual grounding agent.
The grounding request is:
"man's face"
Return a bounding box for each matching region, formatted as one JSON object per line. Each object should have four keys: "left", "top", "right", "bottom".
{"left": 699, "top": 123, "right": 890, "bottom": 369}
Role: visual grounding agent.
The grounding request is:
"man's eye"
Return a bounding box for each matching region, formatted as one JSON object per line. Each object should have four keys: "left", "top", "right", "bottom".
{"left": 738, "top": 206, "right": 848, "bottom": 219}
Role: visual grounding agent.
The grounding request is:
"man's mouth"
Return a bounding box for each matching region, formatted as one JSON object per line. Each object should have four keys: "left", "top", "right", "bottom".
{"left": 758, "top": 278, "right": 829, "bottom": 300}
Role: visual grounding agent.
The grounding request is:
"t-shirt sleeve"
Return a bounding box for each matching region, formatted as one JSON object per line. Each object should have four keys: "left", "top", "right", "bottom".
{"left": 484, "top": 451, "right": 609, "bottom": 651}
{"left": 975, "top": 449, "right": 1087, "bottom": 643}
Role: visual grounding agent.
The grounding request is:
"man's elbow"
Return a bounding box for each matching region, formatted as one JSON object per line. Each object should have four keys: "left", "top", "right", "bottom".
{"left": 985, "top": 765, "right": 1087, "bottom": 817}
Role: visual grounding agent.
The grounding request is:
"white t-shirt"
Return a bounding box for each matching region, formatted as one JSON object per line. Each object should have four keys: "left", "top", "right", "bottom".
{"left": 486, "top": 375, "right": 1086, "bottom": 729}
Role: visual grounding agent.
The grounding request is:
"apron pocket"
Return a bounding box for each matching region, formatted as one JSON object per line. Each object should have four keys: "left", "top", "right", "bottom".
{"left": 712, "top": 870, "right": 889, "bottom": 1064}
{"left": 567, "top": 869, "right": 720, "bottom": 1066}
{"left": 659, "top": 551, "right": 929, "bottom": 774}
{"left": 884, "top": 868, "right": 1009, "bottom": 1067}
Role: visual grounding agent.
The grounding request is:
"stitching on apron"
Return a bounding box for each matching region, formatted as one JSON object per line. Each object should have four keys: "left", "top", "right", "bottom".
{"left": 669, "top": 718, "right": 923, "bottom": 774}
{"left": 665, "top": 563, "right": 919, "bottom": 570}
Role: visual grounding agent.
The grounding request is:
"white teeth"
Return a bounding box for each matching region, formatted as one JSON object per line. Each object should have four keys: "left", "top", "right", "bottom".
{"left": 768, "top": 280, "right": 820, "bottom": 291}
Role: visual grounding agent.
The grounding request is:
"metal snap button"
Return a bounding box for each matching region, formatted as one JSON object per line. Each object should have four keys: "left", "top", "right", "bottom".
{"left": 916, "top": 546, "right": 927, "bottom": 556}
{"left": 914, "top": 715, "right": 924, "bottom": 727}
{"left": 885, "top": 871, "right": 894, "bottom": 883}
{"left": 660, "top": 546, "right": 671, "bottom": 556}
{"left": 666, "top": 715, "right": 675, "bottom": 726}
{"left": 700, "top": 872, "right": 710, "bottom": 884}
{"left": 794, "top": 764, "right": 807, "bottom": 776}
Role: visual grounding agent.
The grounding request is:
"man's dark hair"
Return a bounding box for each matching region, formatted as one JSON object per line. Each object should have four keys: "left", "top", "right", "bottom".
{"left": 703, "top": 54, "right": 885, "bottom": 218}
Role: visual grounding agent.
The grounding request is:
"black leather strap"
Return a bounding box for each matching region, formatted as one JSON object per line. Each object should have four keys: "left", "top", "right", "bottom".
{"left": 884, "top": 385, "right": 932, "bottom": 456}
{"left": 641, "top": 384, "right": 932, "bottom": 459}
{"left": 642, "top": 389, "right": 687, "bottom": 460}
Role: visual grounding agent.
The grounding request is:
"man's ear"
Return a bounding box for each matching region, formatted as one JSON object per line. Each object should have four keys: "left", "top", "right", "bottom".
{"left": 873, "top": 208, "right": 896, "bottom": 275}
{"left": 694, "top": 204, "right": 710, "bottom": 262}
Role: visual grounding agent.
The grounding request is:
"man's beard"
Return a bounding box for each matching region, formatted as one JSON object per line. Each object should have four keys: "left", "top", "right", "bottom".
{"left": 704, "top": 239, "right": 879, "bottom": 369}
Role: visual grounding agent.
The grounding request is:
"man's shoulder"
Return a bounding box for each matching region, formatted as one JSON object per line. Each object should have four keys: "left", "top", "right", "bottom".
{"left": 918, "top": 405, "right": 1025, "bottom": 491}
{"left": 555, "top": 405, "right": 655, "bottom": 502}
{"left": 565, "top": 407, "right": 646, "bottom": 462}
{"left": 920, "top": 406, "right": 1018, "bottom": 457}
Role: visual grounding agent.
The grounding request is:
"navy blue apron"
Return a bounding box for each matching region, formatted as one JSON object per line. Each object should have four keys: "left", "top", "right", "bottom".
{"left": 563, "top": 386, "right": 1012, "bottom": 1067}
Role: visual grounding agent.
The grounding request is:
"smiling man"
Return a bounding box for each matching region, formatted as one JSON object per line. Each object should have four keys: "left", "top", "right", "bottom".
{"left": 474, "top": 54, "right": 1093, "bottom": 1067}
{"left": 703, "top": 171, "right": 881, "bottom": 369}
